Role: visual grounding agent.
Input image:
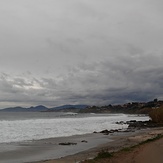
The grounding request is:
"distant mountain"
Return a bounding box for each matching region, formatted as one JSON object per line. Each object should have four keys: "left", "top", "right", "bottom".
{"left": 28, "top": 105, "right": 48, "bottom": 112}
{"left": 50, "top": 105, "right": 88, "bottom": 110}
{"left": 45, "top": 105, "right": 88, "bottom": 112}
{"left": 1, "top": 100, "right": 163, "bottom": 114}
{"left": 0, "top": 104, "right": 88, "bottom": 112}
{"left": 0, "top": 106, "right": 26, "bottom": 112}
{"left": 0, "top": 105, "right": 48, "bottom": 112}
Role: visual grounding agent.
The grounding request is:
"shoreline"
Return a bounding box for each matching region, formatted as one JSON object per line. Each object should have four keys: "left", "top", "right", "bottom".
{"left": 0, "top": 127, "right": 162, "bottom": 163}
{"left": 0, "top": 132, "right": 112, "bottom": 163}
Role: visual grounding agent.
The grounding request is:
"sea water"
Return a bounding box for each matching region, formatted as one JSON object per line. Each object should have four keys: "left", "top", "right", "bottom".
{"left": 0, "top": 112, "right": 149, "bottom": 143}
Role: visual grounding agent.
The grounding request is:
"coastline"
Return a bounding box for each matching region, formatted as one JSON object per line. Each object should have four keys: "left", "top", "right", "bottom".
{"left": 1, "top": 127, "right": 162, "bottom": 163}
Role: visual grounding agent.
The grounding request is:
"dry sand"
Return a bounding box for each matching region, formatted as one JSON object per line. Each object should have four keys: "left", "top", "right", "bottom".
{"left": 81, "top": 132, "right": 163, "bottom": 163}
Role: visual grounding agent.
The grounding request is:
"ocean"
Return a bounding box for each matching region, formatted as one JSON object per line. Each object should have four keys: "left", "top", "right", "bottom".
{"left": 0, "top": 112, "right": 149, "bottom": 143}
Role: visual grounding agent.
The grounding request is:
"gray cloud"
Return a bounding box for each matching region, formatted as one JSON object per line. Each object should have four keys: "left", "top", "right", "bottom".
{"left": 0, "top": 0, "right": 163, "bottom": 108}
{"left": 0, "top": 48, "right": 162, "bottom": 108}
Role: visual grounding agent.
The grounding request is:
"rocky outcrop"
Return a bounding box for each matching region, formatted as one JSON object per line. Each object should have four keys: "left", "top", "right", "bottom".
{"left": 98, "top": 120, "right": 163, "bottom": 136}
{"left": 127, "top": 120, "right": 163, "bottom": 128}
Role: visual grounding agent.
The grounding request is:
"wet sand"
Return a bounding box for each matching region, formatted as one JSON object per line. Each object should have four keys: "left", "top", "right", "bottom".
{"left": 0, "top": 127, "right": 163, "bottom": 163}
{"left": 0, "top": 133, "right": 112, "bottom": 163}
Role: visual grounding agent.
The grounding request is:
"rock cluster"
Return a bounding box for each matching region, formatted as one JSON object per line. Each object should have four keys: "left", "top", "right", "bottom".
{"left": 59, "top": 142, "right": 77, "bottom": 145}
{"left": 99, "top": 129, "right": 120, "bottom": 135}
{"left": 98, "top": 120, "right": 163, "bottom": 135}
{"left": 127, "top": 120, "right": 163, "bottom": 128}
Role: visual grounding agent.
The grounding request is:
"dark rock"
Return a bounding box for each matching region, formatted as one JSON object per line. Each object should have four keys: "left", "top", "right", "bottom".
{"left": 99, "top": 129, "right": 119, "bottom": 135}
{"left": 116, "top": 121, "right": 126, "bottom": 125}
{"left": 100, "top": 129, "right": 110, "bottom": 135}
{"left": 81, "top": 140, "right": 88, "bottom": 143}
{"left": 127, "top": 120, "right": 163, "bottom": 128}
{"left": 59, "top": 142, "right": 77, "bottom": 145}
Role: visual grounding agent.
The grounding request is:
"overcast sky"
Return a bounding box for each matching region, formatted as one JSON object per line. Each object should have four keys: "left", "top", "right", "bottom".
{"left": 0, "top": 0, "right": 163, "bottom": 108}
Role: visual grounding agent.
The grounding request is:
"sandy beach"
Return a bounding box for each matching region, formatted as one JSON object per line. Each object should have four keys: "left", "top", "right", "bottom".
{"left": 82, "top": 129, "right": 163, "bottom": 163}
{"left": 36, "top": 127, "right": 163, "bottom": 163}
{"left": 0, "top": 127, "right": 162, "bottom": 163}
{"left": 105, "top": 136, "right": 163, "bottom": 163}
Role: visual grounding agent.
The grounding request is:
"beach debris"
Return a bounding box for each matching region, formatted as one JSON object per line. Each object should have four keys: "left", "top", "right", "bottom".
{"left": 100, "top": 129, "right": 120, "bottom": 135}
{"left": 81, "top": 140, "right": 88, "bottom": 143}
{"left": 59, "top": 142, "right": 77, "bottom": 145}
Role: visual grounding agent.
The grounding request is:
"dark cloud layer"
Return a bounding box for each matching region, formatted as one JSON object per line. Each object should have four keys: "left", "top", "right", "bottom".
{"left": 0, "top": 50, "right": 163, "bottom": 108}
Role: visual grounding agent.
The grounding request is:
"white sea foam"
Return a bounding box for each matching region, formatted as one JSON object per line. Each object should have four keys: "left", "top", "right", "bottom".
{"left": 0, "top": 113, "right": 149, "bottom": 143}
